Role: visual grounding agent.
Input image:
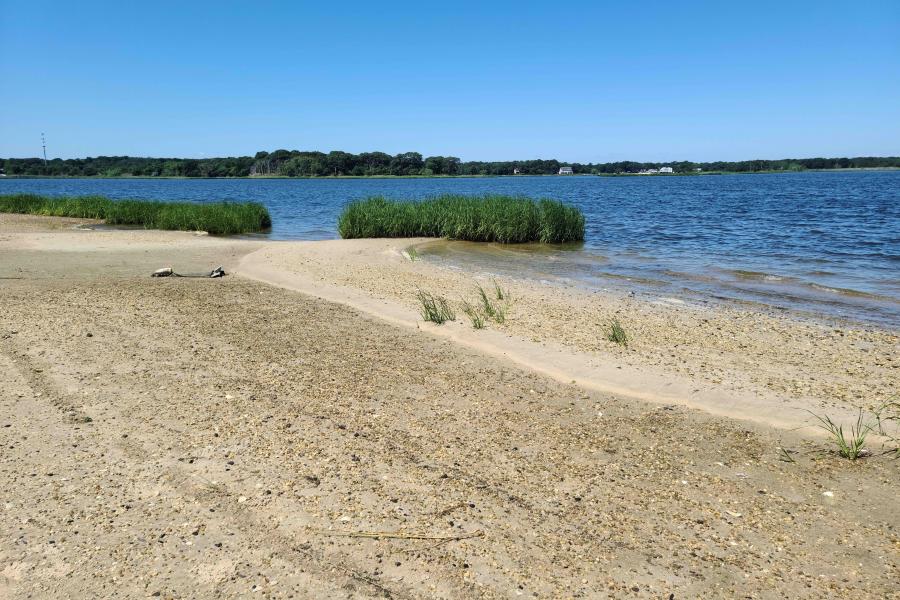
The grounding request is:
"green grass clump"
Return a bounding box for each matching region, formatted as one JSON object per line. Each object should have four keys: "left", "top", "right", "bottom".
{"left": 809, "top": 409, "right": 875, "bottom": 460}
{"left": 493, "top": 278, "right": 509, "bottom": 301}
{"left": 337, "top": 194, "right": 584, "bottom": 243}
{"left": 476, "top": 284, "right": 507, "bottom": 324}
{"left": 0, "top": 193, "right": 271, "bottom": 235}
{"left": 607, "top": 319, "right": 628, "bottom": 346}
{"left": 417, "top": 290, "right": 456, "bottom": 324}
{"left": 461, "top": 301, "right": 486, "bottom": 329}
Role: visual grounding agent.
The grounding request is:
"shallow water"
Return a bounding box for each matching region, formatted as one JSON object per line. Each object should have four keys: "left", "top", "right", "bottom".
{"left": 3, "top": 171, "right": 898, "bottom": 327}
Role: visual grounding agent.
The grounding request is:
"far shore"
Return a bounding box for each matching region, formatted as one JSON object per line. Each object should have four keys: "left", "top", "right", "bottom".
{"left": 2, "top": 167, "right": 898, "bottom": 180}
{"left": 1, "top": 213, "right": 898, "bottom": 598}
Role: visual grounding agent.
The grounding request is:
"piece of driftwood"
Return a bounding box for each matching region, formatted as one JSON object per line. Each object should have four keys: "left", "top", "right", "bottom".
{"left": 150, "top": 266, "right": 225, "bottom": 278}
{"left": 308, "top": 528, "right": 484, "bottom": 541}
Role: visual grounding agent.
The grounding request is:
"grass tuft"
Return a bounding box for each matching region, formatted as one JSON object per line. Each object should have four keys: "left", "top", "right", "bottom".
{"left": 492, "top": 278, "right": 509, "bottom": 301}
{"left": 476, "top": 284, "right": 507, "bottom": 324}
{"left": 461, "top": 301, "right": 486, "bottom": 329}
{"left": 808, "top": 409, "right": 876, "bottom": 460}
{"left": 874, "top": 401, "right": 900, "bottom": 458}
{"left": 417, "top": 290, "right": 455, "bottom": 324}
{"left": 0, "top": 193, "right": 271, "bottom": 235}
{"left": 607, "top": 319, "right": 628, "bottom": 346}
{"left": 337, "top": 194, "right": 585, "bottom": 243}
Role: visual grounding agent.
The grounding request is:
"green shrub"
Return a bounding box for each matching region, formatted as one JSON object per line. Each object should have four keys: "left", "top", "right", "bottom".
{"left": 337, "top": 194, "right": 584, "bottom": 243}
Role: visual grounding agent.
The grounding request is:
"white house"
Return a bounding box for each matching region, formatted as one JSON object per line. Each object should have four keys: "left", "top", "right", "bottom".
{"left": 659, "top": 166, "right": 674, "bottom": 174}
{"left": 558, "top": 166, "right": 574, "bottom": 175}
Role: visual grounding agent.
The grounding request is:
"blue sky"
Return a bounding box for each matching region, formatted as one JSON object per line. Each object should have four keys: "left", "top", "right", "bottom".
{"left": 1, "top": 1, "right": 898, "bottom": 162}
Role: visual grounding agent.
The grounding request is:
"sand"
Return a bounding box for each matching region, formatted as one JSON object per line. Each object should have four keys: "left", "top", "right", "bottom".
{"left": 237, "top": 239, "right": 898, "bottom": 432}
{"left": 1, "top": 215, "right": 898, "bottom": 599}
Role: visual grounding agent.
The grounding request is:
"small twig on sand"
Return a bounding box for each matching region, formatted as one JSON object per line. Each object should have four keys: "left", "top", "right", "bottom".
{"left": 308, "top": 528, "right": 484, "bottom": 541}
{"left": 435, "top": 502, "right": 469, "bottom": 517}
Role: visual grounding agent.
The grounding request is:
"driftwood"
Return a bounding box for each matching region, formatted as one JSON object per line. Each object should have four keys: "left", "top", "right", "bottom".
{"left": 151, "top": 266, "right": 225, "bottom": 278}
{"left": 308, "top": 528, "right": 484, "bottom": 541}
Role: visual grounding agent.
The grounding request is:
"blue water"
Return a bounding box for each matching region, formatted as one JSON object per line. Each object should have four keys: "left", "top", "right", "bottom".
{"left": 3, "top": 171, "right": 899, "bottom": 327}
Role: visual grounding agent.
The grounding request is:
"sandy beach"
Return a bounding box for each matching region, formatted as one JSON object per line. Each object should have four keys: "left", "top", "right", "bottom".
{"left": 1, "top": 215, "right": 898, "bottom": 599}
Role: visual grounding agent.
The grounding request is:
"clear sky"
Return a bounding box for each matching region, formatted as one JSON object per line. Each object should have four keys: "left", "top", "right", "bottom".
{"left": 1, "top": 0, "right": 898, "bottom": 162}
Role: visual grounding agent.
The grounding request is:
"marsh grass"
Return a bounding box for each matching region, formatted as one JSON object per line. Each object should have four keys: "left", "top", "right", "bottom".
{"left": 476, "top": 284, "right": 507, "bottom": 324}
{"left": 607, "top": 319, "right": 628, "bottom": 346}
{"left": 0, "top": 193, "right": 271, "bottom": 235}
{"left": 461, "top": 301, "right": 486, "bottom": 329}
{"left": 337, "top": 194, "right": 585, "bottom": 243}
{"left": 874, "top": 401, "right": 900, "bottom": 457}
{"left": 492, "top": 278, "right": 509, "bottom": 301}
{"left": 808, "top": 409, "right": 876, "bottom": 460}
{"left": 417, "top": 290, "right": 455, "bottom": 324}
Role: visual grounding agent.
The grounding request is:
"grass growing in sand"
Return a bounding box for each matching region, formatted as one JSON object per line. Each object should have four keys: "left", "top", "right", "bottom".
{"left": 809, "top": 409, "right": 876, "bottom": 460}
{"left": 875, "top": 402, "right": 900, "bottom": 457}
{"left": 462, "top": 301, "right": 486, "bottom": 329}
{"left": 417, "top": 290, "right": 456, "bottom": 324}
{"left": 337, "top": 194, "right": 585, "bottom": 243}
{"left": 607, "top": 319, "right": 628, "bottom": 346}
{"left": 476, "top": 284, "right": 507, "bottom": 324}
{"left": 0, "top": 193, "right": 272, "bottom": 235}
{"left": 493, "top": 278, "right": 509, "bottom": 301}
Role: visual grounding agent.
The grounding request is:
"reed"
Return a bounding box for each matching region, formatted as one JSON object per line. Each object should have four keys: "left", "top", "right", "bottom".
{"left": 492, "top": 278, "right": 509, "bottom": 301}
{"left": 416, "top": 290, "right": 456, "bottom": 324}
{"left": 337, "top": 194, "right": 584, "bottom": 243}
{"left": 0, "top": 193, "right": 271, "bottom": 235}
{"left": 461, "top": 301, "right": 486, "bottom": 329}
{"left": 475, "top": 284, "right": 509, "bottom": 324}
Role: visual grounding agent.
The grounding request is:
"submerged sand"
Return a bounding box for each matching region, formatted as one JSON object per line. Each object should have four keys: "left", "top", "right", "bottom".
{"left": 1, "top": 215, "right": 898, "bottom": 599}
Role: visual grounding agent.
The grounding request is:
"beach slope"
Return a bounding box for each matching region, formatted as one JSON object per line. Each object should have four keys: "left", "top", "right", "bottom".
{"left": 1, "top": 216, "right": 897, "bottom": 598}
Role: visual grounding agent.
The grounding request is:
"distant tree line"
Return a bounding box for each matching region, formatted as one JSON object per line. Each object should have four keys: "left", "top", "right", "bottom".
{"left": 2, "top": 151, "right": 898, "bottom": 178}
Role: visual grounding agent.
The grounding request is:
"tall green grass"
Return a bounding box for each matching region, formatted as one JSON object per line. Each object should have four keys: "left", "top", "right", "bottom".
{"left": 416, "top": 290, "right": 456, "bottom": 324}
{"left": 337, "top": 194, "right": 585, "bottom": 243}
{"left": 0, "top": 194, "right": 271, "bottom": 235}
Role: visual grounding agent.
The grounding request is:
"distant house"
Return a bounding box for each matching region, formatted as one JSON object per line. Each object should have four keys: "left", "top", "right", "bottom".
{"left": 558, "top": 166, "right": 574, "bottom": 175}
{"left": 513, "top": 167, "right": 521, "bottom": 175}
{"left": 659, "top": 166, "right": 674, "bottom": 174}
{"left": 638, "top": 168, "right": 659, "bottom": 175}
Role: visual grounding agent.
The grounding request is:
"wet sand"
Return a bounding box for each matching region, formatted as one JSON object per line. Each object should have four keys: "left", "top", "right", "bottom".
{"left": 1, "top": 215, "right": 898, "bottom": 599}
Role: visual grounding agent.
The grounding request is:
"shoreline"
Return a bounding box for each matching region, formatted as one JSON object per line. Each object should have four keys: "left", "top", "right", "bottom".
{"left": 2, "top": 214, "right": 898, "bottom": 598}
{"left": 2, "top": 167, "right": 899, "bottom": 180}
{"left": 236, "top": 238, "right": 898, "bottom": 433}
{"left": 2, "top": 213, "right": 896, "bottom": 434}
